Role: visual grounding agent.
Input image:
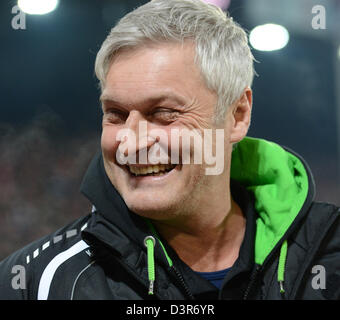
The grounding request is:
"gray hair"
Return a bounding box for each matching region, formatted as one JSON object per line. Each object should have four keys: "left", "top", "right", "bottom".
{"left": 95, "top": 0, "right": 255, "bottom": 122}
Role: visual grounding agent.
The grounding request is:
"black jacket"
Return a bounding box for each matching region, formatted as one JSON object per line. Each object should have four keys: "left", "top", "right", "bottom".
{"left": 0, "top": 137, "right": 339, "bottom": 300}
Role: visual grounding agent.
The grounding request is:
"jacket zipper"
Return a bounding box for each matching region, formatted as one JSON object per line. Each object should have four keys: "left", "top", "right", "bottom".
{"left": 170, "top": 265, "right": 195, "bottom": 300}
{"left": 243, "top": 265, "right": 261, "bottom": 300}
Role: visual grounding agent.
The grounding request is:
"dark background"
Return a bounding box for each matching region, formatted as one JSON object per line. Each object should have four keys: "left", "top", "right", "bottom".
{"left": 1, "top": 0, "right": 339, "bottom": 259}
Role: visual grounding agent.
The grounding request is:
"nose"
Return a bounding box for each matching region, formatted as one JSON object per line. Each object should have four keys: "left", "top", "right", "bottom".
{"left": 122, "top": 111, "right": 156, "bottom": 158}
{"left": 125, "top": 110, "right": 142, "bottom": 132}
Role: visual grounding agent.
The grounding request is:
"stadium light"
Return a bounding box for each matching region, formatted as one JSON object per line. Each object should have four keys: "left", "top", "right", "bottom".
{"left": 249, "top": 23, "right": 289, "bottom": 52}
{"left": 18, "top": 0, "right": 59, "bottom": 15}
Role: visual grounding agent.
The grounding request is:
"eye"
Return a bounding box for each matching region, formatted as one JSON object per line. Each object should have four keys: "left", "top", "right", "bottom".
{"left": 103, "top": 108, "right": 128, "bottom": 124}
{"left": 151, "top": 108, "right": 179, "bottom": 122}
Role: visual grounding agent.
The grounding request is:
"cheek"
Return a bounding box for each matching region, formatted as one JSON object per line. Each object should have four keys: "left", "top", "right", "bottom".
{"left": 101, "top": 127, "right": 120, "bottom": 160}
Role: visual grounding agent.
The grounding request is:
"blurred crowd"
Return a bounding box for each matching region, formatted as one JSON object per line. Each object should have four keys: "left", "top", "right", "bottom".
{"left": 0, "top": 110, "right": 100, "bottom": 260}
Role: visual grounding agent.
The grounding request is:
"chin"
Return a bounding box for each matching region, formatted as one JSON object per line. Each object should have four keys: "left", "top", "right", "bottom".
{"left": 125, "top": 196, "right": 182, "bottom": 220}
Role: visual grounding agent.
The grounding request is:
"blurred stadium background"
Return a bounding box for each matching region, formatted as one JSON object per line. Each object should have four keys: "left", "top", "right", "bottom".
{"left": 0, "top": 0, "right": 339, "bottom": 259}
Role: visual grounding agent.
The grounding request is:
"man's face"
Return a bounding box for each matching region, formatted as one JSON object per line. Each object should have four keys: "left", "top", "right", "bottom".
{"left": 100, "top": 42, "right": 231, "bottom": 219}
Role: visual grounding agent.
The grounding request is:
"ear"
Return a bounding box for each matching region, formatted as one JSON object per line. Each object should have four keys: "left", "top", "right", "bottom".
{"left": 229, "top": 87, "right": 252, "bottom": 144}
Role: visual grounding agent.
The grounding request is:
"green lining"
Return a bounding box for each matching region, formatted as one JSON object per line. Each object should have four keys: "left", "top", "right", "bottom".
{"left": 231, "top": 137, "right": 309, "bottom": 265}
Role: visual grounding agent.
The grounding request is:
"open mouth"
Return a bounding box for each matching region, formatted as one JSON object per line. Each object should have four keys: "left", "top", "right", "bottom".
{"left": 126, "top": 164, "right": 177, "bottom": 177}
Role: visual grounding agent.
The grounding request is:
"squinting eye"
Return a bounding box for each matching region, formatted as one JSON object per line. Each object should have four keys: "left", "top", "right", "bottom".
{"left": 152, "top": 109, "right": 179, "bottom": 121}
{"left": 104, "top": 109, "right": 127, "bottom": 123}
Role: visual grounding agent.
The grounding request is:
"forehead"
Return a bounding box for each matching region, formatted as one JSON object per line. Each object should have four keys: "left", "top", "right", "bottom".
{"left": 101, "top": 42, "right": 207, "bottom": 105}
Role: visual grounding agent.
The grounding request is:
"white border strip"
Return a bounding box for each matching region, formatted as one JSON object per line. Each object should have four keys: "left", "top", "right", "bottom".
{"left": 37, "top": 240, "right": 89, "bottom": 300}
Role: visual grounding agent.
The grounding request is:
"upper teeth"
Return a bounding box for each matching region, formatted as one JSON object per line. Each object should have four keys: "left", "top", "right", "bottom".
{"left": 128, "top": 164, "right": 175, "bottom": 175}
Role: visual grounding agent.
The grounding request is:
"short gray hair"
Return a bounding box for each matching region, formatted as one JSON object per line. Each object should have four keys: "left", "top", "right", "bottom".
{"left": 95, "top": 0, "right": 255, "bottom": 122}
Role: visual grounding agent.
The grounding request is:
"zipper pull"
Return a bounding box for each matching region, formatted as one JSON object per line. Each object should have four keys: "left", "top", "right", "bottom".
{"left": 144, "top": 236, "right": 156, "bottom": 295}
{"left": 277, "top": 240, "right": 288, "bottom": 296}
{"left": 279, "top": 281, "right": 285, "bottom": 294}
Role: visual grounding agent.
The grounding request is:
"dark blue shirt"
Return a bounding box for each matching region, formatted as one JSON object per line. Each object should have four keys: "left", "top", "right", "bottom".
{"left": 195, "top": 267, "right": 231, "bottom": 289}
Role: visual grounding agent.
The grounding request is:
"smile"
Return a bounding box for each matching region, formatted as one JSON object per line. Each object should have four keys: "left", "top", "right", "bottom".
{"left": 127, "top": 164, "right": 177, "bottom": 176}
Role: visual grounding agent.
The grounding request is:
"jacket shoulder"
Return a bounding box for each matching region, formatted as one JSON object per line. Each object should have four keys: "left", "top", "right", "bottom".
{"left": 292, "top": 201, "right": 340, "bottom": 299}
{"left": 297, "top": 201, "right": 340, "bottom": 247}
{"left": 0, "top": 214, "right": 92, "bottom": 300}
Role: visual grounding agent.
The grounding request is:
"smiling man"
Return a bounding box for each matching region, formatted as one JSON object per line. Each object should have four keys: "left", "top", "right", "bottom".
{"left": 1, "top": 0, "right": 340, "bottom": 300}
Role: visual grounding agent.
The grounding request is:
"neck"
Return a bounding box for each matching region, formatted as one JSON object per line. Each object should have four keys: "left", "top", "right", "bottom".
{"left": 153, "top": 190, "right": 246, "bottom": 272}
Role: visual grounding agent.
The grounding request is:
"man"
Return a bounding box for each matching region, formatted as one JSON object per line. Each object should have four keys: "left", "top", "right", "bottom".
{"left": 0, "top": 0, "right": 339, "bottom": 300}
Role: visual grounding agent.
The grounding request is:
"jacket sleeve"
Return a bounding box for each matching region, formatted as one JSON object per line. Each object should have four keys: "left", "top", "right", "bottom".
{"left": 0, "top": 247, "right": 32, "bottom": 299}
{"left": 305, "top": 207, "right": 340, "bottom": 300}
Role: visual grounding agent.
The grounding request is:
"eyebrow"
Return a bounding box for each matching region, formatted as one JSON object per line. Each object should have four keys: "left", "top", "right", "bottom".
{"left": 99, "top": 92, "right": 187, "bottom": 110}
